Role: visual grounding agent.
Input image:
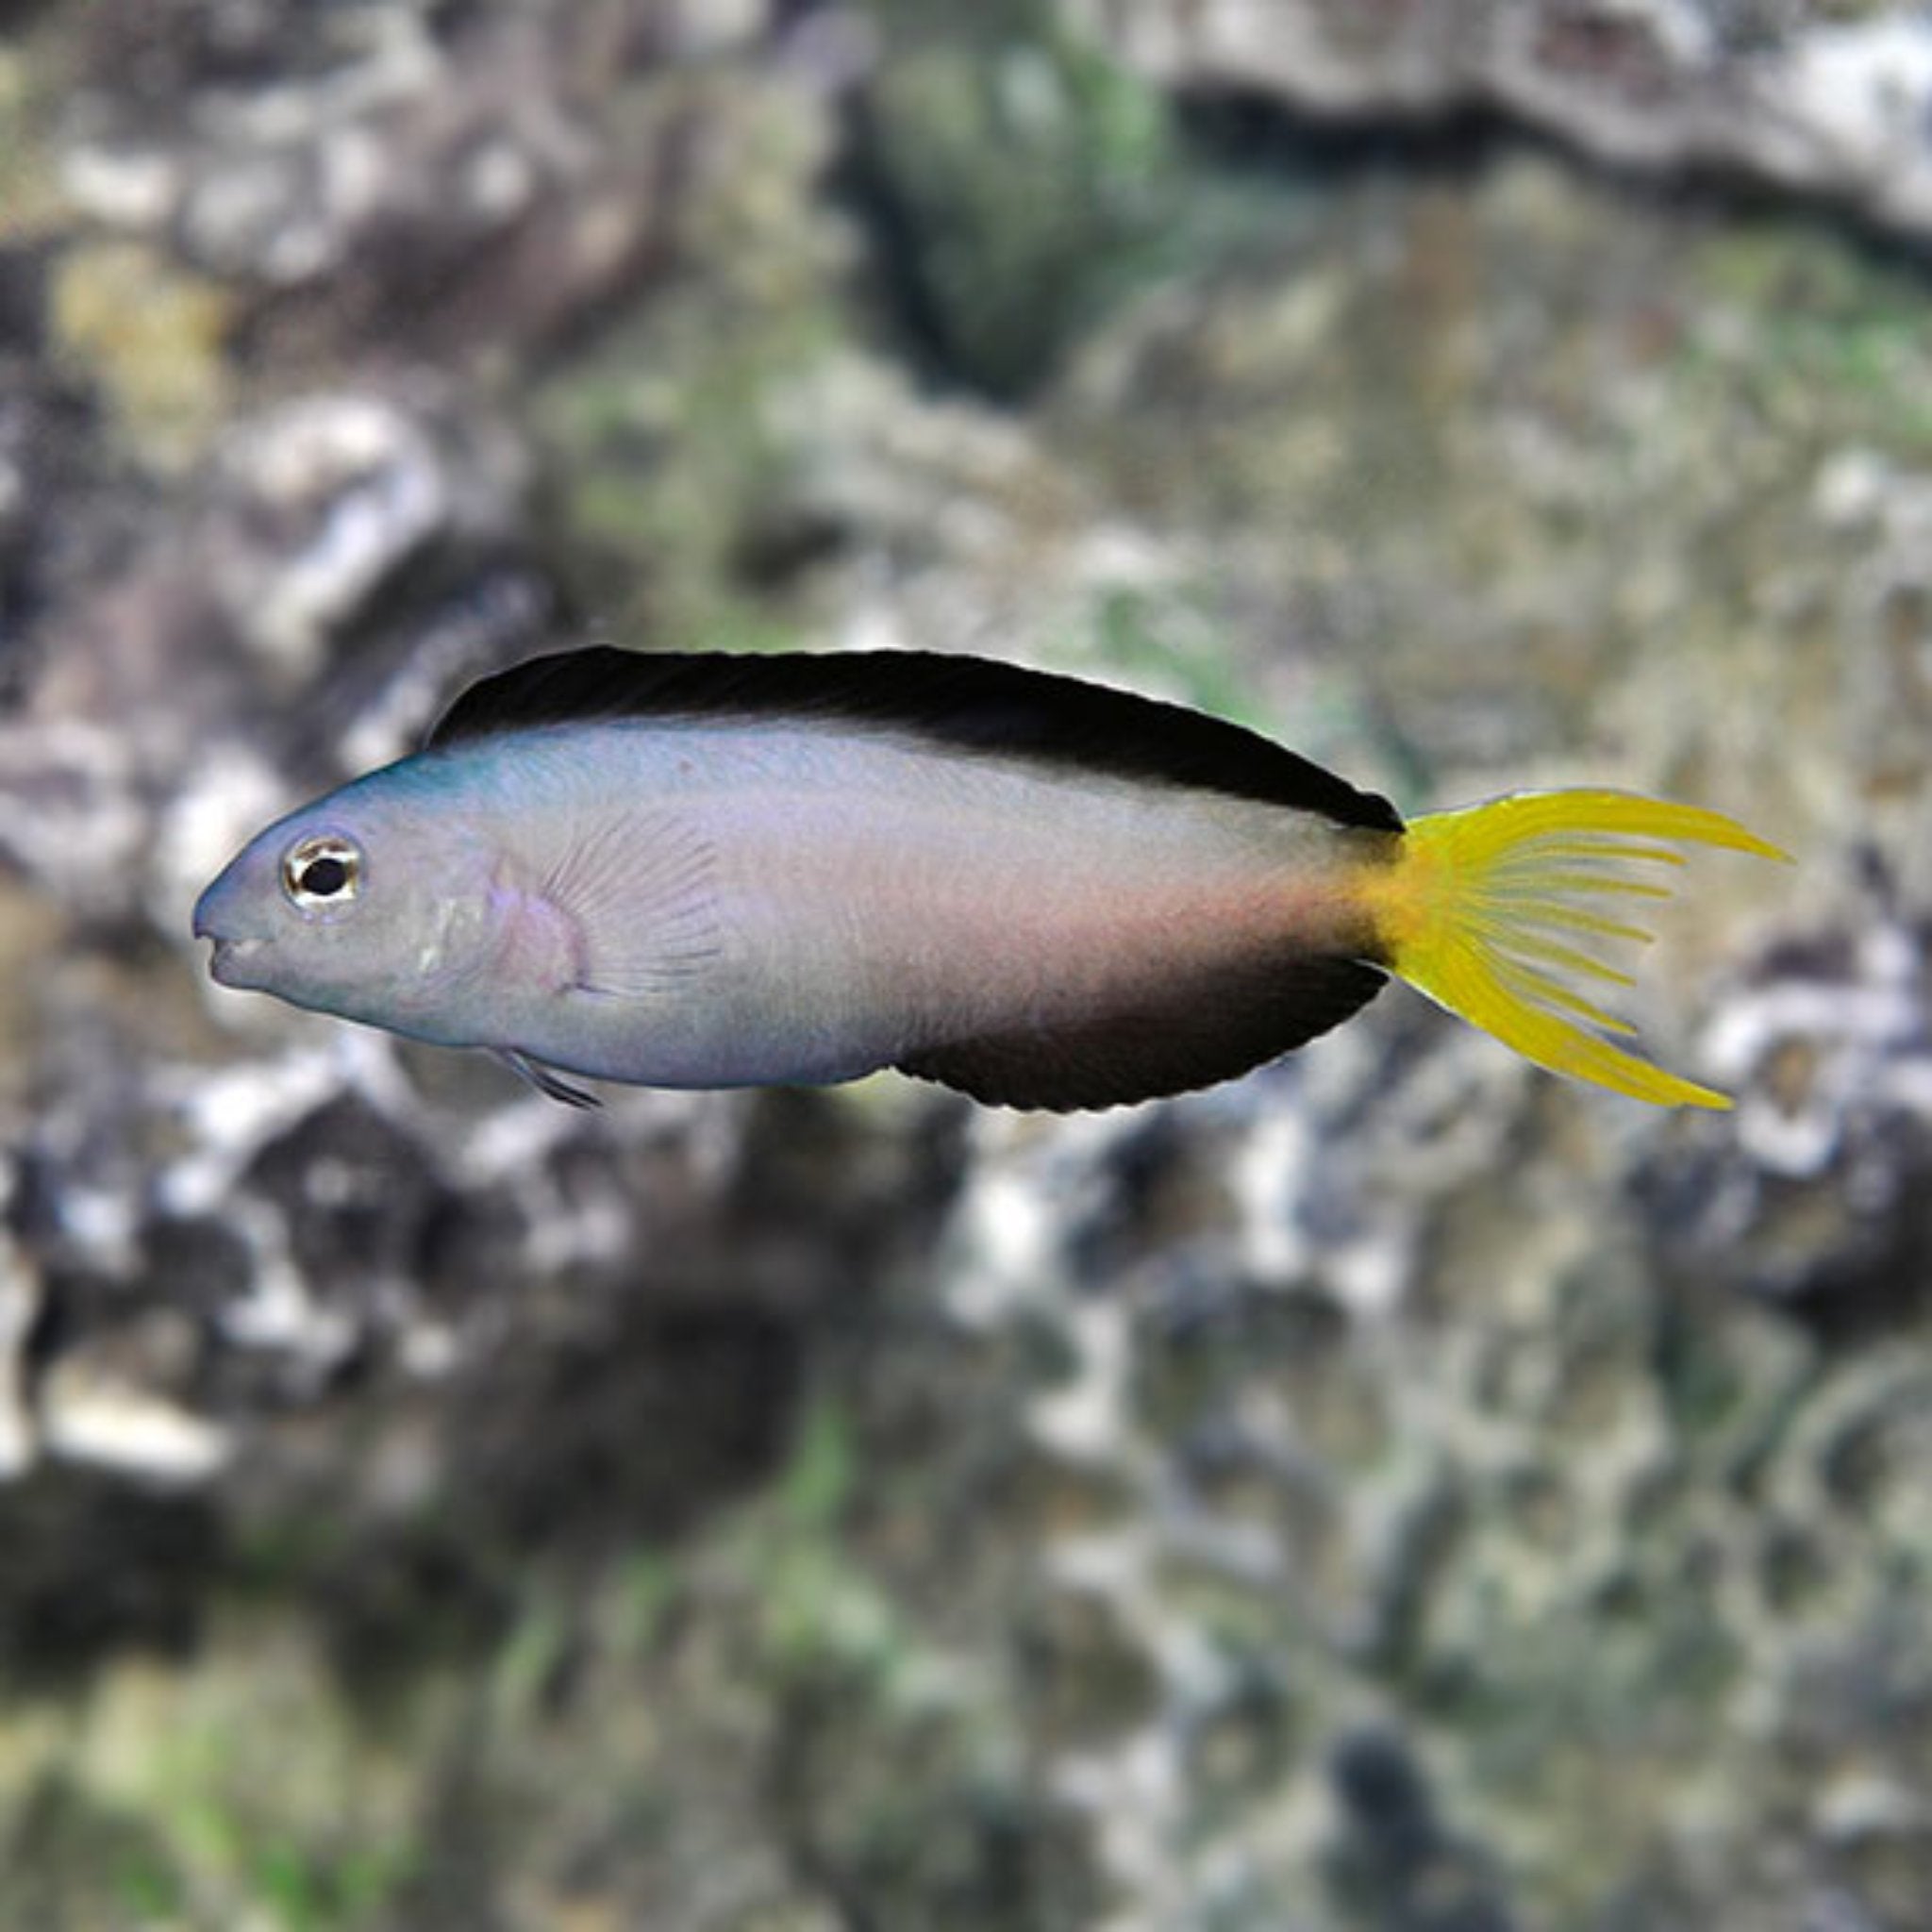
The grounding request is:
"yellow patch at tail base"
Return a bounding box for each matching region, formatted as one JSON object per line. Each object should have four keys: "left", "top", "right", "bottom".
{"left": 1360, "top": 790, "right": 1789, "bottom": 1108}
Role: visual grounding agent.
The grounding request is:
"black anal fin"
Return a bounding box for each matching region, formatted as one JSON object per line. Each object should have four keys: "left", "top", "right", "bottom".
{"left": 896, "top": 958, "right": 1387, "bottom": 1112}
{"left": 495, "top": 1050, "right": 604, "bottom": 1109}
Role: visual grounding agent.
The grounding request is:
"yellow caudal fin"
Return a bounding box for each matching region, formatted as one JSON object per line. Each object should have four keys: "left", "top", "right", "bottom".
{"left": 1359, "top": 790, "right": 1790, "bottom": 1108}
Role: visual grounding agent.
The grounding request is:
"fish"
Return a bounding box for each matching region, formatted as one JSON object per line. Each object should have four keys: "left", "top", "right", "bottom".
{"left": 192, "top": 646, "right": 1788, "bottom": 1112}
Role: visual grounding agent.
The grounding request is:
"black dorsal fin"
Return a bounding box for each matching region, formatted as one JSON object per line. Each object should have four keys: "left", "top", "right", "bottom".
{"left": 427, "top": 646, "right": 1402, "bottom": 831}
{"left": 896, "top": 956, "right": 1387, "bottom": 1111}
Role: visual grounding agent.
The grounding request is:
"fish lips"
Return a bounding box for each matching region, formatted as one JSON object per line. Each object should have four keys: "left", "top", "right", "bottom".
{"left": 203, "top": 934, "right": 271, "bottom": 989}
{"left": 192, "top": 874, "right": 273, "bottom": 990}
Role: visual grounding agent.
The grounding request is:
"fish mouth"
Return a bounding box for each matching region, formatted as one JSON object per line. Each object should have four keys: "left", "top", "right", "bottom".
{"left": 204, "top": 935, "right": 268, "bottom": 989}
{"left": 193, "top": 878, "right": 268, "bottom": 989}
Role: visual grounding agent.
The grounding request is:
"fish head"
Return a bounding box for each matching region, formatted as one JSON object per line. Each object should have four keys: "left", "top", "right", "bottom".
{"left": 192, "top": 767, "right": 500, "bottom": 1043}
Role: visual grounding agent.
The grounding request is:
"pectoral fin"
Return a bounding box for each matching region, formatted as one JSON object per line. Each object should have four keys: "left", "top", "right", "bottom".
{"left": 540, "top": 808, "right": 726, "bottom": 1002}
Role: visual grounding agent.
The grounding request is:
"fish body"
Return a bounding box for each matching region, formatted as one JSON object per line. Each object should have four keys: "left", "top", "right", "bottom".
{"left": 193, "top": 648, "right": 1785, "bottom": 1110}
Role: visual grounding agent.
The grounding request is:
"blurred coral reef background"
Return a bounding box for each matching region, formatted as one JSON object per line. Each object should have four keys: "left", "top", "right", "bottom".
{"left": 1, "top": 2, "right": 1929, "bottom": 1928}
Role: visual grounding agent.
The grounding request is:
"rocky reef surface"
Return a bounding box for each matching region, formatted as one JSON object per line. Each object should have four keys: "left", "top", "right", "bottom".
{"left": 1075, "top": 0, "right": 1932, "bottom": 242}
{"left": 1, "top": 3, "right": 1929, "bottom": 1929}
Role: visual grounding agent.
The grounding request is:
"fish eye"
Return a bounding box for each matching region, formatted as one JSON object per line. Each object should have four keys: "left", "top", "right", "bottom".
{"left": 280, "top": 833, "right": 363, "bottom": 910}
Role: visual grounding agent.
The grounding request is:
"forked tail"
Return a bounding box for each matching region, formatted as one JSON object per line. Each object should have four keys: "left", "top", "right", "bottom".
{"left": 1359, "top": 790, "right": 1789, "bottom": 1108}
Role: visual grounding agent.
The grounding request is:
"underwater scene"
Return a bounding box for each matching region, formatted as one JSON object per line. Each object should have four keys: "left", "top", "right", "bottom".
{"left": 0, "top": 2, "right": 1928, "bottom": 1927}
